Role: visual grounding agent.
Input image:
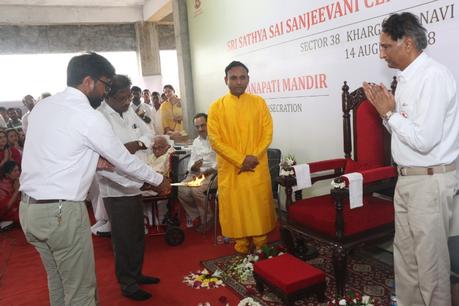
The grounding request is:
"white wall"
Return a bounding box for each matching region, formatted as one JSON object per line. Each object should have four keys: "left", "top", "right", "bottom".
{"left": 0, "top": 50, "right": 180, "bottom": 104}
{"left": 187, "top": 0, "right": 458, "bottom": 163}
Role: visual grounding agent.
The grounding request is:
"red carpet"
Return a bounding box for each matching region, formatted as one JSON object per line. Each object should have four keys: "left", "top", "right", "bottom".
{"left": 0, "top": 206, "right": 281, "bottom": 306}
{"left": 202, "top": 240, "right": 394, "bottom": 305}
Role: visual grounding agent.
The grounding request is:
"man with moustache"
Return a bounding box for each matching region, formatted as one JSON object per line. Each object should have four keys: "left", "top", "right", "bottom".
{"left": 97, "top": 75, "right": 160, "bottom": 301}
{"left": 363, "top": 13, "right": 459, "bottom": 306}
{"left": 19, "top": 53, "right": 169, "bottom": 306}
{"left": 151, "top": 91, "right": 163, "bottom": 135}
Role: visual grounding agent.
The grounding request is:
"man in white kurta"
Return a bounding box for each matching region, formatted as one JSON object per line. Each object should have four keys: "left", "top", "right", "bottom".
{"left": 178, "top": 113, "right": 217, "bottom": 231}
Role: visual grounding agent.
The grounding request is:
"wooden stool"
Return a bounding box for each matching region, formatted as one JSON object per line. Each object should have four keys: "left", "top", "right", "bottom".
{"left": 253, "top": 253, "right": 326, "bottom": 306}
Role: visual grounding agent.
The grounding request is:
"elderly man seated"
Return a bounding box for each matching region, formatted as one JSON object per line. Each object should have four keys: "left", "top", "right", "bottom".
{"left": 144, "top": 135, "right": 175, "bottom": 225}
{"left": 178, "top": 113, "right": 217, "bottom": 232}
{"left": 146, "top": 136, "right": 175, "bottom": 177}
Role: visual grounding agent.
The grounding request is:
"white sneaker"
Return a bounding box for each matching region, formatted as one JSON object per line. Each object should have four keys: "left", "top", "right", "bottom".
{"left": 91, "top": 219, "right": 109, "bottom": 235}
{"left": 96, "top": 220, "right": 111, "bottom": 233}
{"left": 0, "top": 220, "right": 14, "bottom": 230}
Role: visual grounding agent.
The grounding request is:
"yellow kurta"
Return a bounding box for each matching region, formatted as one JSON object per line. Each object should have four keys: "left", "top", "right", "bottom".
{"left": 207, "top": 92, "right": 276, "bottom": 238}
{"left": 160, "top": 100, "right": 184, "bottom": 134}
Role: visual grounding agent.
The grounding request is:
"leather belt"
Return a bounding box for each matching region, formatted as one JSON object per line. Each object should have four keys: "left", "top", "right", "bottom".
{"left": 398, "top": 163, "right": 456, "bottom": 176}
{"left": 22, "top": 194, "right": 66, "bottom": 204}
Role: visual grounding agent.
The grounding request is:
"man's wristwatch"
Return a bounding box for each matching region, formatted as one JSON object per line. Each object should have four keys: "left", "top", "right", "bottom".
{"left": 383, "top": 110, "right": 394, "bottom": 121}
{"left": 137, "top": 141, "right": 144, "bottom": 149}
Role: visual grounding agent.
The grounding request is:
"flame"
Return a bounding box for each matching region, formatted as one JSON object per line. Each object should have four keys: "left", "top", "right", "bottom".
{"left": 186, "top": 175, "right": 206, "bottom": 187}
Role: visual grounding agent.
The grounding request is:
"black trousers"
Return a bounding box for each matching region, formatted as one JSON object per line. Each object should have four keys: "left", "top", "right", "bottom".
{"left": 104, "top": 195, "right": 145, "bottom": 294}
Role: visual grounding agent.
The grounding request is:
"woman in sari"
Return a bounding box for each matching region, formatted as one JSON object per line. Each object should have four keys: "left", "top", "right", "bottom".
{"left": 160, "top": 84, "right": 187, "bottom": 138}
{"left": 0, "top": 130, "right": 21, "bottom": 167}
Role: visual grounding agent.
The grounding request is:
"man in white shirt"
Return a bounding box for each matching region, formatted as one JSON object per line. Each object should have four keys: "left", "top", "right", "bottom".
{"left": 0, "top": 107, "right": 7, "bottom": 128}
{"left": 178, "top": 113, "right": 217, "bottom": 232}
{"left": 131, "top": 86, "right": 156, "bottom": 133}
{"left": 19, "top": 52, "right": 169, "bottom": 306}
{"left": 142, "top": 88, "right": 152, "bottom": 108}
{"left": 150, "top": 91, "right": 163, "bottom": 135}
{"left": 21, "top": 94, "right": 36, "bottom": 134}
{"left": 363, "top": 13, "right": 459, "bottom": 306}
{"left": 97, "top": 74, "right": 159, "bottom": 301}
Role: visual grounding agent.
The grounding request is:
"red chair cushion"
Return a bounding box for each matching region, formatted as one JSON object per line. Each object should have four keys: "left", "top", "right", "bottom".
{"left": 253, "top": 254, "right": 325, "bottom": 294}
{"left": 288, "top": 194, "right": 394, "bottom": 237}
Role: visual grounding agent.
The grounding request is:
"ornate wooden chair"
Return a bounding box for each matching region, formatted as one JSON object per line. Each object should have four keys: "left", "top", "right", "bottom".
{"left": 268, "top": 148, "right": 282, "bottom": 201}
{"left": 279, "top": 79, "right": 398, "bottom": 296}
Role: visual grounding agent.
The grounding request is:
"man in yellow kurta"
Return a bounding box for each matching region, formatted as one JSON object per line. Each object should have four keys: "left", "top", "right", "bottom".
{"left": 207, "top": 61, "right": 277, "bottom": 254}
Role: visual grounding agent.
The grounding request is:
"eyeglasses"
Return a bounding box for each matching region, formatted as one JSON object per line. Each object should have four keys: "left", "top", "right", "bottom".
{"left": 98, "top": 79, "right": 112, "bottom": 94}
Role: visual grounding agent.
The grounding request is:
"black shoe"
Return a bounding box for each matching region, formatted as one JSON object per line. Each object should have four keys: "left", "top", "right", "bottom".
{"left": 96, "top": 231, "right": 111, "bottom": 238}
{"left": 138, "top": 275, "right": 160, "bottom": 284}
{"left": 122, "top": 288, "right": 152, "bottom": 301}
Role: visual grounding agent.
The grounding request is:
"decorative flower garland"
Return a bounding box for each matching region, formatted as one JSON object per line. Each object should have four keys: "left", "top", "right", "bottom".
{"left": 237, "top": 297, "right": 262, "bottom": 306}
{"left": 226, "top": 244, "right": 286, "bottom": 283}
{"left": 331, "top": 177, "right": 346, "bottom": 189}
{"left": 182, "top": 269, "right": 225, "bottom": 289}
{"left": 328, "top": 291, "right": 382, "bottom": 306}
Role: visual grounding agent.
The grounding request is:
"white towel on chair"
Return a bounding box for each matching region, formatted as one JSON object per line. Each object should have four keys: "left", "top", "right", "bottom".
{"left": 342, "top": 172, "right": 363, "bottom": 209}
{"left": 292, "top": 164, "right": 312, "bottom": 192}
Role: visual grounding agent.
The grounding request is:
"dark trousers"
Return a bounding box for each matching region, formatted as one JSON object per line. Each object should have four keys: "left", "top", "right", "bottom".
{"left": 104, "top": 195, "right": 145, "bottom": 294}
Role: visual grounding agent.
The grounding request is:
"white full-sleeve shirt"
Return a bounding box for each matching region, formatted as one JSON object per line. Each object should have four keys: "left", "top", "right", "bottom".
{"left": 20, "top": 87, "right": 163, "bottom": 201}
{"left": 187, "top": 136, "right": 217, "bottom": 173}
{"left": 96, "top": 101, "right": 154, "bottom": 197}
{"left": 151, "top": 106, "right": 163, "bottom": 135}
{"left": 386, "top": 52, "right": 459, "bottom": 167}
{"left": 131, "top": 102, "right": 156, "bottom": 133}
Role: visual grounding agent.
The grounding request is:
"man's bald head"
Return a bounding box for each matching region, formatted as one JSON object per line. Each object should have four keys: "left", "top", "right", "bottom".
{"left": 152, "top": 136, "right": 171, "bottom": 158}
{"left": 22, "top": 94, "right": 36, "bottom": 111}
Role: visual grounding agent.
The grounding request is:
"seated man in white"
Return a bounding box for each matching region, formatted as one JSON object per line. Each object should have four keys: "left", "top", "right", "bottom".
{"left": 144, "top": 135, "right": 176, "bottom": 225}
{"left": 178, "top": 113, "right": 217, "bottom": 232}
